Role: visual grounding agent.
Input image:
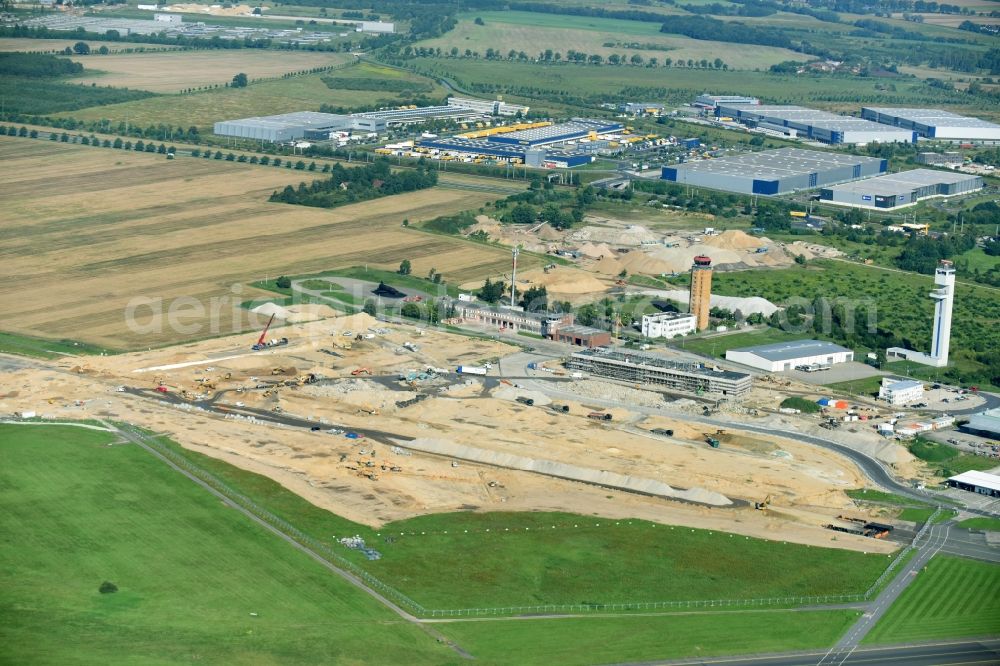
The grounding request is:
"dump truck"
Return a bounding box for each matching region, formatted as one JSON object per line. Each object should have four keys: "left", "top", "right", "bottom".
{"left": 651, "top": 428, "right": 673, "bottom": 437}
{"left": 588, "top": 412, "right": 612, "bottom": 421}
{"left": 550, "top": 404, "right": 570, "bottom": 413}
{"left": 515, "top": 396, "right": 534, "bottom": 406}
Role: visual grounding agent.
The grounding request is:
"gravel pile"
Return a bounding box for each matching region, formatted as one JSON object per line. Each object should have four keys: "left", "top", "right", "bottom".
{"left": 567, "top": 380, "right": 666, "bottom": 408}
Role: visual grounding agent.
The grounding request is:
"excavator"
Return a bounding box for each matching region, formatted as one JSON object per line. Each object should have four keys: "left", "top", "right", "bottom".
{"left": 754, "top": 495, "right": 772, "bottom": 510}
{"left": 351, "top": 367, "right": 372, "bottom": 376}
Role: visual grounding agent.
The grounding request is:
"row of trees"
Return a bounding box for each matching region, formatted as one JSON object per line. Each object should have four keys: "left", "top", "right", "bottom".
{"left": 269, "top": 160, "right": 437, "bottom": 208}
{"left": 403, "top": 45, "right": 728, "bottom": 69}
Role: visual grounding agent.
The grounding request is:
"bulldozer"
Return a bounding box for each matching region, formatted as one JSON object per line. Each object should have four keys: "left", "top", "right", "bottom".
{"left": 271, "top": 367, "right": 285, "bottom": 375}
{"left": 358, "top": 404, "right": 380, "bottom": 416}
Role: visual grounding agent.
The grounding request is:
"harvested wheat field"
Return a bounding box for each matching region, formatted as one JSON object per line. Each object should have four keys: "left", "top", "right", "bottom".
{"left": 74, "top": 50, "right": 354, "bottom": 92}
{"left": 0, "top": 138, "right": 525, "bottom": 349}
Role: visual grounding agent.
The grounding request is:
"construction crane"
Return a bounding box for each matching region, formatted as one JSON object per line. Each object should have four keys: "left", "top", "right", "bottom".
{"left": 252, "top": 314, "right": 275, "bottom": 351}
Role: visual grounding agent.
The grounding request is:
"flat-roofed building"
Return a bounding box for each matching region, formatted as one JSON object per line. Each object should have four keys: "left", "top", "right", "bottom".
{"left": 819, "top": 169, "right": 983, "bottom": 209}
{"left": 567, "top": 349, "right": 752, "bottom": 398}
{"left": 662, "top": 148, "right": 886, "bottom": 195}
{"left": 862, "top": 107, "right": 1000, "bottom": 142}
{"left": 725, "top": 339, "right": 853, "bottom": 372}
{"left": 640, "top": 312, "right": 697, "bottom": 339}
{"left": 947, "top": 470, "right": 1000, "bottom": 498}
{"left": 716, "top": 104, "right": 914, "bottom": 144}
{"left": 878, "top": 378, "right": 924, "bottom": 406}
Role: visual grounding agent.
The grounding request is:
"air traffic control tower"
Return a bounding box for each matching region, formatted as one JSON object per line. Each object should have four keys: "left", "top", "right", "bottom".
{"left": 887, "top": 259, "right": 955, "bottom": 368}
{"left": 929, "top": 259, "right": 955, "bottom": 365}
{"left": 689, "top": 255, "right": 713, "bottom": 331}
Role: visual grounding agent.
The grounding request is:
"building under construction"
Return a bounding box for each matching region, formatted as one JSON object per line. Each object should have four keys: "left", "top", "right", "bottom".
{"left": 566, "top": 349, "right": 752, "bottom": 398}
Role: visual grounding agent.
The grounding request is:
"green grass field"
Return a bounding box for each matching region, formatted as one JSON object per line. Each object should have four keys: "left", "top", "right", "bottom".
{"left": 864, "top": 555, "right": 1000, "bottom": 644}
{"left": 64, "top": 64, "right": 447, "bottom": 131}
{"left": 957, "top": 517, "right": 1000, "bottom": 532}
{"left": 415, "top": 11, "right": 808, "bottom": 70}
{"left": 823, "top": 375, "right": 885, "bottom": 397}
{"left": 908, "top": 438, "right": 998, "bottom": 477}
{"left": 0, "top": 331, "right": 112, "bottom": 359}
{"left": 367, "top": 512, "right": 895, "bottom": 608}
{"left": 438, "top": 610, "right": 862, "bottom": 666}
{"left": 0, "top": 424, "right": 456, "bottom": 665}
{"left": 846, "top": 489, "right": 929, "bottom": 507}
{"left": 148, "top": 436, "right": 895, "bottom": 611}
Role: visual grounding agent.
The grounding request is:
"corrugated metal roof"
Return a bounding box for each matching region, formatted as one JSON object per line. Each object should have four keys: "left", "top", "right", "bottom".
{"left": 729, "top": 338, "right": 851, "bottom": 362}
{"left": 949, "top": 470, "right": 1000, "bottom": 493}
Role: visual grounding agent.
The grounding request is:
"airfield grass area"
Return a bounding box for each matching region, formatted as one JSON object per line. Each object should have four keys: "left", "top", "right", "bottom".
{"left": 416, "top": 11, "right": 808, "bottom": 70}
{"left": 674, "top": 328, "right": 806, "bottom": 359}
{"left": 958, "top": 518, "right": 1000, "bottom": 532}
{"left": 64, "top": 64, "right": 447, "bottom": 131}
{"left": 438, "top": 610, "right": 861, "bottom": 666}
{"left": 863, "top": 555, "right": 1000, "bottom": 644}
{"left": 154, "top": 437, "right": 895, "bottom": 611}
{"left": 0, "top": 424, "right": 457, "bottom": 665}
{"left": 0, "top": 331, "right": 110, "bottom": 359}
{"left": 0, "top": 137, "right": 526, "bottom": 349}
{"left": 73, "top": 50, "right": 354, "bottom": 93}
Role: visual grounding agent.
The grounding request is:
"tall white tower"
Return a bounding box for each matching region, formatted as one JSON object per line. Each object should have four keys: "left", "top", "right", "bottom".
{"left": 929, "top": 259, "right": 955, "bottom": 365}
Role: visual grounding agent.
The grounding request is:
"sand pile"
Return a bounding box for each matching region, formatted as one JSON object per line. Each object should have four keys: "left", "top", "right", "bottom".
{"left": 703, "top": 230, "right": 766, "bottom": 251}
{"left": 617, "top": 252, "right": 678, "bottom": 276}
{"left": 567, "top": 379, "right": 666, "bottom": 408}
{"left": 251, "top": 302, "right": 290, "bottom": 320}
{"left": 571, "top": 224, "right": 659, "bottom": 246}
{"left": 534, "top": 223, "right": 564, "bottom": 241}
{"left": 328, "top": 312, "right": 378, "bottom": 333}
{"left": 518, "top": 268, "right": 607, "bottom": 295}
{"left": 577, "top": 242, "right": 618, "bottom": 259}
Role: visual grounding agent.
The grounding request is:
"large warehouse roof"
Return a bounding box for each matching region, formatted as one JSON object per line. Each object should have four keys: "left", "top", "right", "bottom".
{"left": 822, "top": 169, "right": 977, "bottom": 196}
{"left": 728, "top": 339, "right": 851, "bottom": 361}
{"left": 948, "top": 470, "right": 1000, "bottom": 493}
{"left": 717, "top": 104, "right": 913, "bottom": 144}
{"left": 220, "top": 112, "right": 346, "bottom": 132}
{"left": 668, "top": 148, "right": 882, "bottom": 179}
{"left": 861, "top": 107, "right": 1000, "bottom": 140}
{"left": 965, "top": 407, "right": 1000, "bottom": 437}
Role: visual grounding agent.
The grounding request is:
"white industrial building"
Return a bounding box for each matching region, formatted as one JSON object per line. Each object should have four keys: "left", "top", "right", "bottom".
{"left": 878, "top": 378, "right": 925, "bottom": 406}
{"left": 694, "top": 94, "right": 760, "bottom": 109}
{"left": 947, "top": 470, "right": 1000, "bottom": 498}
{"left": 862, "top": 107, "right": 1000, "bottom": 142}
{"left": 640, "top": 312, "right": 697, "bottom": 339}
{"left": 448, "top": 97, "right": 530, "bottom": 117}
{"left": 962, "top": 408, "right": 1000, "bottom": 439}
{"left": 819, "top": 169, "right": 983, "bottom": 210}
{"left": 715, "top": 104, "right": 914, "bottom": 145}
{"left": 887, "top": 260, "right": 955, "bottom": 367}
{"left": 154, "top": 13, "right": 181, "bottom": 23}
{"left": 725, "top": 339, "right": 853, "bottom": 372}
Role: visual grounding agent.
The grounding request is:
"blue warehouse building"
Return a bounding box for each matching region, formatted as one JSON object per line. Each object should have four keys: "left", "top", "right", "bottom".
{"left": 661, "top": 148, "right": 887, "bottom": 195}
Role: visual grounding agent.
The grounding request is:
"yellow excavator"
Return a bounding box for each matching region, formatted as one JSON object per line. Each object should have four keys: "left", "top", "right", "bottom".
{"left": 754, "top": 495, "right": 772, "bottom": 510}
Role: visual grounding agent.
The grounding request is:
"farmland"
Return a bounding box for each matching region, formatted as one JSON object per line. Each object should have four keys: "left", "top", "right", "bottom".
{"left": 0, "top": 423, "right": 458, "bottom": 665}
{"left": 863, "top": 555, "right": 1000, "bottom": 644}
{"left": 0, "top": 38, "right": 180, "bottom": 53}
{"left": 0, "top": 137, "right": 524, "bottom": 349}
{"left": 72, "top": 49, "right": 354, "bottom": 93}
{"left": 63, "top": 63, "right": 448, "bottom": 131}
{"left": 416, "top": 12, "right": 809, "bottom": 70}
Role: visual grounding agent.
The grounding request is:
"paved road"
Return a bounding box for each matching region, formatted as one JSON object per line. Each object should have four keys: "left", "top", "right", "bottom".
{"left": 817, "top": 521, "right": 952, "bottom": 665}
{"left": 628, "top": 639, "right": 1000, "bottom": 666}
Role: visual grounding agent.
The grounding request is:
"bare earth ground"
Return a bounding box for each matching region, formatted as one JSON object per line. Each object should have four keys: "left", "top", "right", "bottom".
{"left": 0, "top": 137, "right": 524, "bottom": 349}
{"left": 73, "top": 50, "right": 354, "bottom": 93}
{"left": 1, "top": 308, "right": 900, "bottom": 554}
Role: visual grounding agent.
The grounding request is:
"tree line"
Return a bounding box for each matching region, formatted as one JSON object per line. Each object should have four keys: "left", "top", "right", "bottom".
{"left": 269, "top": 159, "right": 437, "bottom": 208}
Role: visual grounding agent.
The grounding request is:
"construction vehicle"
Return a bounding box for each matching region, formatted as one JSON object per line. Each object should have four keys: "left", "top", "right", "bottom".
{"left": 358, "top": 404, "right": 380, "bottom": 415}
{"left": 754, "top": 495, "right": 772, "bottom": 510}
{"left": 651, "top": 428, "right": 673, "bottom": 437}
{"left": 271, "top": 367, "right": 285, "bottom": 375}
{"left": 251, "top": 314, "right": 289, "bottom": 351}
{"left": 550, "top": 404, "right": 570, "bottom": 413}
{"left": 588, "top": 411, "right": 612, "bottom": 421}
{"left": 351, "top": 367, "right": 371, "bottom": 376}
{"left": 704, "top": 433, "right": 721, "bottom": 448}
{"left": 515, "top": 396, "right": 534, "bottom": 406}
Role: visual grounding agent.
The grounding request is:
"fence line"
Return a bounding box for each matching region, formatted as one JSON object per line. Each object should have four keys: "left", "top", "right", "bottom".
{"left": 136, "top": 428, "right": 918, "bottom": 619}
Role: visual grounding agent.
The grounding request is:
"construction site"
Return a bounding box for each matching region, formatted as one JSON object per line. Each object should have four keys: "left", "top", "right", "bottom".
{"left": 1, "top": 291, "right": 932, "bottom": 554}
